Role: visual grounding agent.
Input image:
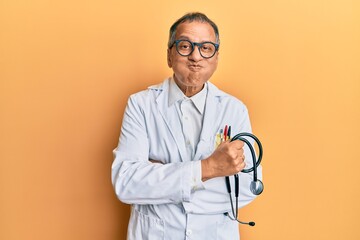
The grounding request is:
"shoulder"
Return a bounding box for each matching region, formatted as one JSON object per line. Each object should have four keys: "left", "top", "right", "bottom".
{"left": 128, "top": 78, "right": 169, "bottom": 104}
{"left": 208, "top": 81, "right": 248, "bottom": 112}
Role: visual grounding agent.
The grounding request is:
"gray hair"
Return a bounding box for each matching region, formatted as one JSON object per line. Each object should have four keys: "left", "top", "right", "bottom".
{"left": 168, "top": 12, "right": 220, "bottom": 49}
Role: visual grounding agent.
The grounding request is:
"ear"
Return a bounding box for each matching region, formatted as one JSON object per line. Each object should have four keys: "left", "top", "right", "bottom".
{"left": 167, "top": 48, "right": 172, "bottom": 68}
{"left": 214, "top": 51, "right": 219, "bottom": 68}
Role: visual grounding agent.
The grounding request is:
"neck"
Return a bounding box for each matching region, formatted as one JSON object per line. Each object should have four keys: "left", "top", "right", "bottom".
{"left": 173, "top": 79, "right": 204, "bottom": 97}
{"left": 182, "top": 86, "right": 203, "bottom": 97}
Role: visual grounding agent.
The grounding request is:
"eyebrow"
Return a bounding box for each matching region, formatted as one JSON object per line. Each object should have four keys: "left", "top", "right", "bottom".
{"left": 177, "top": 35, "right": 191, "bottom": 41}
{"left": 176, "top": 35, "right": 215, "bottom": 43}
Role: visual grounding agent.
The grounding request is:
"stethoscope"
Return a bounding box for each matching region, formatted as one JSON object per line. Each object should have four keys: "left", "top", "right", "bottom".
{"left": 225, "top": 132, "right": 264, "bottom": 226}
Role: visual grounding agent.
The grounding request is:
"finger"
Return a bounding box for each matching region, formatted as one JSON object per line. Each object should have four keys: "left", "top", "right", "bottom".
{"left": 240, "top": 161, "right": 246, "bottom": 169}
{"left": 236, "top": 154, "right": 245, "bottom": 164}
{"left": 239, "top": 148, "right": 244, "bottom": 156}
{"left": 149, "top": 159, "right": 164, "bottom": 164}
{"left": 230, "top": 140, "right": 244, "bottom": 149}
{"left": 235, "top": 160, "right": 246, "bottom": 173}
{"left": 234, "top": 139, "right": 245, "bottom": 147}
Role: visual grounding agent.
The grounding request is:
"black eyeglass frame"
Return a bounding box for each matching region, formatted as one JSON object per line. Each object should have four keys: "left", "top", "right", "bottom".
{"left": 171, "top": 39, "right": 219, "bottom": 59}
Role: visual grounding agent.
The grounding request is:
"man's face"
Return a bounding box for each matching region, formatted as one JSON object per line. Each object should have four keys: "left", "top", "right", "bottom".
{"left": 167, "top": 21, "right": 219, "bottom": 95}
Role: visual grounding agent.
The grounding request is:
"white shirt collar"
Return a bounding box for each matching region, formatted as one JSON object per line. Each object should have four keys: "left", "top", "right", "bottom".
{"left": 168, "top": 78, "right": 208, "bottom": 114}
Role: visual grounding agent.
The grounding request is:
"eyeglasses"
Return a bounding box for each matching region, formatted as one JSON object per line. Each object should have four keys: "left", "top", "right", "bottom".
{"left": 172, "top": 39, "right": 219, "bottom": 59}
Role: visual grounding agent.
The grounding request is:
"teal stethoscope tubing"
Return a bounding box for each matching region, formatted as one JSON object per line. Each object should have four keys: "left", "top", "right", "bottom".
{"left": 225, "top": 132, "right": 263, "bottom": 226}
{"left": 231, "top": 132, "right": 263, "bottom": 180}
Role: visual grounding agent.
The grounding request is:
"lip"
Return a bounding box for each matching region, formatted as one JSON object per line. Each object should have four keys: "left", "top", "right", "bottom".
{"left": 188, "top": 64, "right": 202, "bottom": 71}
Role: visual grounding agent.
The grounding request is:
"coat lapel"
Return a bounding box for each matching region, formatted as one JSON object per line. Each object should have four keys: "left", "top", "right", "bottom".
{"left": 154, "top": 79, "right": 188, "bottom": 162}
{"left": 193, "top": 82, "right": 226, "bottom": 161}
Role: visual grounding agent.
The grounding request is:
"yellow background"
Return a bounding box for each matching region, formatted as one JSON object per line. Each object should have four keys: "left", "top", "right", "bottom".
{"left": 1, "top": 0, "right": 359, "bottom": 239}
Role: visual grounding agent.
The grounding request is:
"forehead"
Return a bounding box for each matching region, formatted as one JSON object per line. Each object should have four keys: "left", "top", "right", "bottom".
{"left": 175, "top": 21, "right": 216, "bottom": 42}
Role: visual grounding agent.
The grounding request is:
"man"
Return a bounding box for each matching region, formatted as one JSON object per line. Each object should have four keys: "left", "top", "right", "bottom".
{"left": 112, "top": 12, "right": 262, "bottom": 240}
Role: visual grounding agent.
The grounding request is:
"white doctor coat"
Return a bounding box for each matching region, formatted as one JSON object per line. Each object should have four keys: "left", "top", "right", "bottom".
{"left": 112, "top": 78, "right": 262, "bottom": 240}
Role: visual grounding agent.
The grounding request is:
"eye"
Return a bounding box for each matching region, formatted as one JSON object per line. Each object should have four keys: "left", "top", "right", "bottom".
{"left": 201, "top": 43, "right": 215, "bottom": 52}
{"left": 179, "top": 42, "right": 191, "bottom": 49}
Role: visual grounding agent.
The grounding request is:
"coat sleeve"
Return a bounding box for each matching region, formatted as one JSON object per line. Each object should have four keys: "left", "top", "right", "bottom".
{"left": 111, "top": 94, "right": 198, "bottom": 205}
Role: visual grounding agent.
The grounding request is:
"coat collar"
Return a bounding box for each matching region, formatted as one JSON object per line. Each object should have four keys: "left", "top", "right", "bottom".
{"left": 167, "top": 78, "right": 208, "bottom": 115}
{"left": 148, "top": 78, "right": 226, "bottom": 100}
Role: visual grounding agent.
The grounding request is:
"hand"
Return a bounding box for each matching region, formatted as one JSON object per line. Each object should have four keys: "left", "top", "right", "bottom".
{"left": 149, "top": 159, "right": 164, "bottom": 164}
{"left": 201, "top": 140, "right": 245, "bottom": 181}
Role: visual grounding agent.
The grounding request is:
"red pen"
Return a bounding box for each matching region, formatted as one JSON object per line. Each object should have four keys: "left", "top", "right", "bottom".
{"left": 223, "top": 125, "right": 228, "bottom": 141}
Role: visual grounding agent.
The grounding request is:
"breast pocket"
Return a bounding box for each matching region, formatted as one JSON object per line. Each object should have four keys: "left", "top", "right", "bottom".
{"left": 195, "top": 137, "right": 215, "bottom": 161}
{"left": 127, "top": 208, "right": 165, "bottom": 240}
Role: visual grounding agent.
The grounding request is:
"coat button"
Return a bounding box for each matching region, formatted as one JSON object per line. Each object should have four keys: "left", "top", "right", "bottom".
{"left": 186, "top": 229, "right": 192, "bottom": 236}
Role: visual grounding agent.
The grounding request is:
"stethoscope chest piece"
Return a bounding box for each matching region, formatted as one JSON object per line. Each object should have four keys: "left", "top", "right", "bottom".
{"left": 250, "top": 179, "right": 264, "bottom": 195}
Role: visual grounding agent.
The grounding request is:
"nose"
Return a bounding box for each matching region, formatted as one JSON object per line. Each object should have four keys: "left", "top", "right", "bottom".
{"left": 188, "top": 45, "right": 202, "bottom": 61}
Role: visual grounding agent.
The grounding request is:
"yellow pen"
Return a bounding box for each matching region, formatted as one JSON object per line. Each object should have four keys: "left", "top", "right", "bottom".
{"left": 215, "top": 133, "right": 221, "bottom": 147}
